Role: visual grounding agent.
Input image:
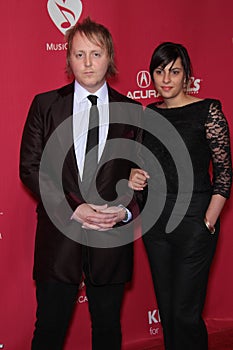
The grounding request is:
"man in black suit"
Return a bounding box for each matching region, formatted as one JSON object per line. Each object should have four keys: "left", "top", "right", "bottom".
{"left": 20, "top": 17, "right": 142, "bottom": 350}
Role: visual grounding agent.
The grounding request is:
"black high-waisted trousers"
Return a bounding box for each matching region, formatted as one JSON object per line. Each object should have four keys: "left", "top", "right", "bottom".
{"left": 143, "top": 192, "right": 219, "bottom": 350}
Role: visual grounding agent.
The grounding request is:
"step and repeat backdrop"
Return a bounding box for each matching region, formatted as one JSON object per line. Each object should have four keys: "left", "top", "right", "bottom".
{"left": 1, "top": 1, "right": 233, "bottom": 349}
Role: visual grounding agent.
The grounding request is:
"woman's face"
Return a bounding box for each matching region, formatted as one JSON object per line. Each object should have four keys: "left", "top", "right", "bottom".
{"left": 152, "top": 57, "right": 186, "bottom": 101}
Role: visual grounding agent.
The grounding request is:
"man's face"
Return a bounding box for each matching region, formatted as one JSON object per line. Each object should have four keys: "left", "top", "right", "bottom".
{"left": 69, "top": 32, "right": 110, "bottom": 92}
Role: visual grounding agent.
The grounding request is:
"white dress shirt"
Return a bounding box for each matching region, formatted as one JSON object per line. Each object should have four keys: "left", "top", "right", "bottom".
{"left": 73, "top": 81, "right": 109, "bottom": 179}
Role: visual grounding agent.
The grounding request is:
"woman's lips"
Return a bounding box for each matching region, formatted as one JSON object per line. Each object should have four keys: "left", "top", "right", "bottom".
{"left": 161, "top": 86, "right": 173, "bottom": 91}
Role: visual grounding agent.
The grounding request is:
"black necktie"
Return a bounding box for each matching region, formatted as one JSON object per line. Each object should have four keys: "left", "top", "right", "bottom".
{"left": 82, "top": 95, "right": 99, "bottom": 193}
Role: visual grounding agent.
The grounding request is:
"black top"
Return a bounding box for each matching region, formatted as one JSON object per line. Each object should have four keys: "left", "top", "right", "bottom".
{"left": 143, "top": 99, "right": 232, "bottom": 198}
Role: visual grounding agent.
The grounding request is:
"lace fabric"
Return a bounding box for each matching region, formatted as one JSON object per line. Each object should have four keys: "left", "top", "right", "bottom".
{"left": 205, "top": 101, "right": 232, "bottom": 198}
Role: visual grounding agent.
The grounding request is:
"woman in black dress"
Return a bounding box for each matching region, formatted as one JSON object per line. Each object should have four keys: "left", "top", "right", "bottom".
{"left": 130, "top": 42, "right": 232, "bottom": 350}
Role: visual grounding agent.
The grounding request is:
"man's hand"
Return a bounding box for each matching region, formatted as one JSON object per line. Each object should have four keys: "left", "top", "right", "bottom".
{"left": 100, "top": 206, "right": 126, "bottom": 223}
{"left": 72, "top": 203, "right": 121, "bottom": 230}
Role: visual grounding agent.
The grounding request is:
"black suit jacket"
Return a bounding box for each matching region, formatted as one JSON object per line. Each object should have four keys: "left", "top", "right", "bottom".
{"left": 20, "top": 82, "right": 142, "bottom": 284}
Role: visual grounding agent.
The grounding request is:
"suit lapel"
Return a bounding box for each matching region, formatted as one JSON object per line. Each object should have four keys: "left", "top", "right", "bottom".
{"left": 51, "top": 83, "right": 74, "bottom": 138}
{"left": 50, "top": 83, "right": 81, "bottom": 188}
{"left": 100, "top": 86, "right": 127, "bottom": 158}
{"left": 84, "top": 86, "right": 123, "bottom": 197}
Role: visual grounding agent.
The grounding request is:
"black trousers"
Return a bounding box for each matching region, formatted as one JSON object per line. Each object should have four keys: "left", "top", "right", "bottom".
{"left": 31, "top": 278, "right": 125, "bottom": 350}
{"left": 143, "top": 193, "right": 219, "bottom": 350}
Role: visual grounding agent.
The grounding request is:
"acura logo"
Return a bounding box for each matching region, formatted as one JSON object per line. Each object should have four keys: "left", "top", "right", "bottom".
{"left": 137, "top": 70, "right": 151, "bottom": 88}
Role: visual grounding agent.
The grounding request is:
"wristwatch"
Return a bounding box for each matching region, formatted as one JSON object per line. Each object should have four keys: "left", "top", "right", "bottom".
{"left": 118, "top": 205, "right": 129, "bottom": 222}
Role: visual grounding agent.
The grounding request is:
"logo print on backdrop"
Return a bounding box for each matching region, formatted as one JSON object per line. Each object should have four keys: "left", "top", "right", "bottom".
{"left": 47, "top": 0, "right": 83, "bottom": 34}
{"left": 137, "top": 71, "right": 151, "bottom": 88}
{"left": 187, "top": 77, "right": 202, "bottom": 94}
{"left": 127, "top": 70, "right": 158, "bottom": 99}
{"left": 148, "top": 309, "right": 161, "bottom": 336}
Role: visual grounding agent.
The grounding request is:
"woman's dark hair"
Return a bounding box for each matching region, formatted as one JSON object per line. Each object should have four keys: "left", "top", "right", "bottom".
{"left": 149, "top": 42, "right": 192, "bottom": 83}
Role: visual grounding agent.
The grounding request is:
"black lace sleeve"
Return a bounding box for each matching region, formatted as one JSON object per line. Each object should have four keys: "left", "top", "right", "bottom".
{"left": 205, "top": 100, "right": 232, "bottom": 198}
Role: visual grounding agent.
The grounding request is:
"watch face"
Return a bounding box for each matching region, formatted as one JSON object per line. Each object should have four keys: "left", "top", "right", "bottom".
{"left": 124, "top": 209, "right": 128, "bottom": 221}
{"left": 118, "top": 205, "right": 128, "bottom": 222}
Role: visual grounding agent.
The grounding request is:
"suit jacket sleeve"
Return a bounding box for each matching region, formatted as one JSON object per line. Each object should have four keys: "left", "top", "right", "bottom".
{"left": 20, "top": 93, "right": 84, "bottom": 228}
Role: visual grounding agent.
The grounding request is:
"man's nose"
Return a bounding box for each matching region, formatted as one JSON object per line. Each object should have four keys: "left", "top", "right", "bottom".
{"left": 84, "top": 55, "right": 92, "bottom": 67}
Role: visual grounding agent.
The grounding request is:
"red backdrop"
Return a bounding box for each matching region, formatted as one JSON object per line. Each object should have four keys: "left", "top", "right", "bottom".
{"left": 1, "top": 1, "right": 233, "bottom": 349}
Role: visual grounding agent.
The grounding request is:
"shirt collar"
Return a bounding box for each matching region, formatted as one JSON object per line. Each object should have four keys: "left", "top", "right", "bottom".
{"left": 74, "top": 81, "right": 108, "bottom": 104}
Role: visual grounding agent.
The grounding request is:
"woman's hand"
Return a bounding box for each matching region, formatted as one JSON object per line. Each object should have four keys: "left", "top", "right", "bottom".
{"left": 204, "top": 194, "right": 227, "bottom": 233}
{"left": 128, "top": 168, "right": 150, "bottom": 191}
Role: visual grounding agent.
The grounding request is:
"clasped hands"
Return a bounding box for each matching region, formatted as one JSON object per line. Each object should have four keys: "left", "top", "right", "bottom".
{"left": 72, "top": 203, "right": 126, "bottom": 231}
{"left": 72, "top": 168, "right": 150, "bottom": 231}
